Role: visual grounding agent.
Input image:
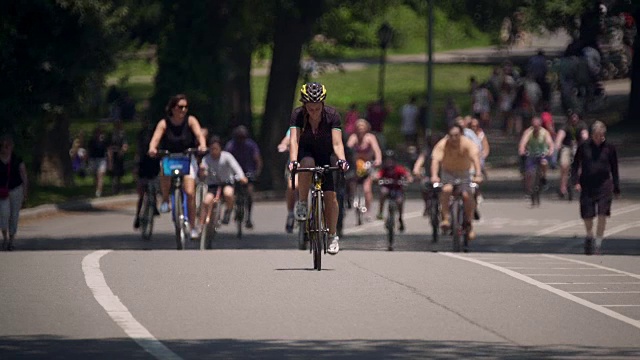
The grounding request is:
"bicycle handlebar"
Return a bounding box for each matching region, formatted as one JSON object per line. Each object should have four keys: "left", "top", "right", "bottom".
{"left": 378, "top": 178, "right": 408, "bottom": 187}
{"left": 156, "top": 148, "right": 208, "bottom": 157}
{"left": 290, "top": 165, "right": 342, "bottom": 191}
{"left": 431, "top": 180, "right": 478, "bottom": 189}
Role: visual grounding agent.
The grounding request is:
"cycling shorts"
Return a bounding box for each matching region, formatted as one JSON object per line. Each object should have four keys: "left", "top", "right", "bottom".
{"left": 441, "top": 169, "right": 473, "bottom": 194}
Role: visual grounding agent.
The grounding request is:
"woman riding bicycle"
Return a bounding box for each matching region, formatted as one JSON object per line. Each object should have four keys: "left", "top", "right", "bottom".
{"left": 377, "top": 150, "right": 412, "bottom": 233}
{"left": 147, "top": 94, "right": 207, "bottom": 239}
{"left": 346, "top": 118, "right": 382, "bottom": 222}
{"left": 289, "top": 82, "right": 349, "bottom": 255}
{"left": 518, "top": 116, "right": 554, "bottom": 196}
{"left": 198, "top": 135, "right": 248, "bottom": 232}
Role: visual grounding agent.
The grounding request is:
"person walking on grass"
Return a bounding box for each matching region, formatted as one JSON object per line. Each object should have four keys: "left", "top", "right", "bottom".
{"left": 0, "top": 135, "right": 28, "bottom": 251}
{"left": 571, "top": 121, "right": 620, "bottom": 255}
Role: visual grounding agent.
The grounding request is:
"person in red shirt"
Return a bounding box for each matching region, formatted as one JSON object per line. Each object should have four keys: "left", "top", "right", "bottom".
{"left": 376, "top": 150, "right": 413, "bottom": 232}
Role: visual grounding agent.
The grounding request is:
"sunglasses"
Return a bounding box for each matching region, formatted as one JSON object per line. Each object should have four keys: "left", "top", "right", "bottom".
{"left": 176, "top": 105, "right": 188, "bottom": 110}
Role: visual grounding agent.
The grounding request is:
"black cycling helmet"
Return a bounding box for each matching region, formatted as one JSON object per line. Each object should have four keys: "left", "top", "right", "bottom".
{"left": 300, "top": 82, "right": 327, "bottom": 103}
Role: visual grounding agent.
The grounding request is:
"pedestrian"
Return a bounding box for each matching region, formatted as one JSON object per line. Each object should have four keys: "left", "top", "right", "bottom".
{"left": 69, "top": 131, "right": 88, "bottom": 178}
{"left": 108, "top": 120, "right": 128, "bottom": 195}
{"left": 0, "top": 134, "right": 28, "bottom": 251}
{"left": 443, "top": 97, "right": 460, "bottom": 129}
{"left": 400, "top": 96, "right": 419, "bottom": 147}
{"left": 572, "top": 121, "right": 620, "bottom": 255}
{"left": 88, "top": 125, "right": 109, "bottom": 197}
{"left": 527, "top": 49, "right": 550, "bottom": 104}
{"left": 366, "top": 99, "right": 389, "bottom": 149}
{"left": 472, "top": 83, "right": 494, "bottom": 129}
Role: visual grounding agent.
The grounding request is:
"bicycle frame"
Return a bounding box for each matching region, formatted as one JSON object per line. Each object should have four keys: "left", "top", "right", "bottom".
{"left": 378, "top": 178, "right": 406, "bottom": 250}
{"left": 291, "top": 165, "right": 341, "bottom": 271}
{"left": 433, "top": 180, "right": 477, "bottom": 252}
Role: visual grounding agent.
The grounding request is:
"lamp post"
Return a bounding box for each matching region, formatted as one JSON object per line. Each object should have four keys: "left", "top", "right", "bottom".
{"left": 426, "top": 0, "right": 434, "bottom": 133}
{"left": 377, "top": 22, "right": 393, "bottom": 104}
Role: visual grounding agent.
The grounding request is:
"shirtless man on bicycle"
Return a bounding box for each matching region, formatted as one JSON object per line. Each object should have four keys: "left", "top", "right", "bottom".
{"left": 430, "top": 124, "right": 483, "bottom": 240}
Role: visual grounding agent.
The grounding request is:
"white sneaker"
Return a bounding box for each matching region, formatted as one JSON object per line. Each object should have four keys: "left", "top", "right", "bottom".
{"left": 159, "top": 202, "right": 170, "bottom": 213}
{"left": 295, "top": 201, "right": 308, "bottom": 221}
{"left": 328, "top": 236, "right": 340, "bottom": 255}
{"left": 190, "top": 228, "right": 200, "bottom": 239}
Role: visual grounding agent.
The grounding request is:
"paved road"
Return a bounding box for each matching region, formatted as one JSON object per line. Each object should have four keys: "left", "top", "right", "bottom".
{"left": 2, "top": 189, "right": 640, "bottom": 359}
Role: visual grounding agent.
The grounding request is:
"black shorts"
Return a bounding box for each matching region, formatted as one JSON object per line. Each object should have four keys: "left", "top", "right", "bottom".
{"left": 298, "top": 149, "right": 335, "bottom": 192}
{"left": 580, "top": 193, "right": 612, "bottom": 219}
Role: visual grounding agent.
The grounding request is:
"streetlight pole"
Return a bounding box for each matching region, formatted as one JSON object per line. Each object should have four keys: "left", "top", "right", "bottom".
{"left": 377, "top": 22, "right": 393, "bottom": 104}
{"left": 426, "top": 0, "right": 434, "bottom": 134}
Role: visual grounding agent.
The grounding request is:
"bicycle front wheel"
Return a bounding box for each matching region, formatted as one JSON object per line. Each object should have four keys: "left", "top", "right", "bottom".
{"left": 140, "top": 191, "right": 153, "bottom": 241}
{"left": 430, "top": 198, "right": 439, "bottom": 243}
{"left": 451, "top": 201, "right": 462, "bottom": 252}
{"left": 310, "top": 195, "right": 322, "bottom": 271}
{"left": 386, "top": 204, "right": 395, "bottom": 248}
{"left": 173, "top": 188, "right": 186, "bottom": 250}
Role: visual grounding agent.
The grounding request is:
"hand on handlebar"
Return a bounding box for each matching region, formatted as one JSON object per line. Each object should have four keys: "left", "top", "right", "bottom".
{"left": 337, "top": 159, "right": 349, "bottom": 171}
{"left": 430, "top": 176, "right": 440, "bottom": 184}
{"left": 148, "top": 147, "right": 158, "bottom": 157}
{"left": 288, "top": 161, "right": 299, "bottom": 172}
{"left": 472, "top": 175, "right": 483, "bottom": 184}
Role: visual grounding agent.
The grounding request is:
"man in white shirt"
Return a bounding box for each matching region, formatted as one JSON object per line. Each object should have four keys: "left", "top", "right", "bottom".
{"left": 400, "top": 96, "right": 419, "bottom": 146}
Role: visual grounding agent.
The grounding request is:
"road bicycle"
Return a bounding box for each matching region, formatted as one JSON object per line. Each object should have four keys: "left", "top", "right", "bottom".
{"left": 138, "top": 177, "right": 159, "bottom": 241}
{"left": 159, "top": 148, "right": 203, "bottom": 250}
{"left": 378, "top": 178, "right": 408, "bottom": 251}
{"left": 291, "top": 165, "right": 342, "bottom": 271}
{"left": 433, "top": 179, "right": 478, "bottom": 253}
{"left": 352, "top": 161, "right": 373, "bottom": 226}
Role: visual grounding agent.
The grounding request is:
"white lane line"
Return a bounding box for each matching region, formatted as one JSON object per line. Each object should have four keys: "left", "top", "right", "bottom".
{"left": 603, "top": 305, "right": 640, "bottom": 307}
{"left": 82, "top": 250, "right": 182, "bottom": 360}
{"left": 547, "top": 282, "right": 640, "bottom": 285}
{"left": 343, "top": 210, "right": 422, "bottom": 235}
{"left": 522, "top": 274, "right": 626, "bottom": 277}
{"left": 604, "top": 220, "right": 640, "bottom": 237}
{"left": 543, "top": 255, "right": 640, "bottom": 280}
{"left": 442, "top": 253, "right": 640, "bottom": 330}
{"left": 507, "top": 267, "right": 603, "bottom": 270}
{"left": 570, "top": 291, "right": 640, "bottom": 294}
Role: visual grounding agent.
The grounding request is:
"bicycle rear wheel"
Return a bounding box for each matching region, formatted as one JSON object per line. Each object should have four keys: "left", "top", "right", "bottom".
{"left": 355, "top": 189, "right": 363, "bottom": 226}
{"left": 140, "top": 191, "right": 153, "bottom": 240}
{"left": 430, "top": 197, "right": 439, "bottom": 243}
{"left": 451, "top": 201, "right": 462, "bottom": 252}
{"left": 311, "top": 195, "right": 322, "bottom": 271}
{"left": 532, "top": 166, "right": 541, "bottom": 206}
{"left": 386, "top": 204, "right": 395, "bottom": 249}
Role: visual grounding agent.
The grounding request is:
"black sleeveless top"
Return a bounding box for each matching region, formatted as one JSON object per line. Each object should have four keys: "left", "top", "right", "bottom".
{"left": 161, "top": 116, "right": 196, "bottom": 153}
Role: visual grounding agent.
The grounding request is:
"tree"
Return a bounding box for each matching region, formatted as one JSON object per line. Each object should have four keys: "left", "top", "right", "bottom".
{"left": 628, "top": 7, "right": 640, "bottom": 124}
{"left": 0, "top": 0, "right": 128, "bottom": 186}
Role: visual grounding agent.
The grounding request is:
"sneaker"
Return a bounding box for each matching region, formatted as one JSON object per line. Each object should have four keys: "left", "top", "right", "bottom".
{"left": 328, "top": 236, "right": 340, "bottom": 255}
{"left": 159, "top": 202, "right": 170, "bottom": 213}
{"left": 133, "top": 217, "right": 140, "bottom": 229}
{"left": 584, "top": 237, "right": 594, "bottom": 255}
{"left": 190, "top": 228, "right": 200, "bottom": 239}
{"left": 295, "top": 201, "right": 308, "bottom": 221}
{"left": 153, "top": 206, "right": 160, "bottom": 216}
{"left": 222, "top": 210, "right": 231, "bottom": 225}
{"left": 245, "top": 220, "right": 253, "bottom": 229}
{"left": 467, "top": 227, "right": 476, "bottom": 241}
{"left": 474, "top": 209, "right": 480, "bottom": 220}
{"left": 285, "top": 213, "right": 295, "bottom": 233}
{"left": 398, "top": 218, "right": 405, "bottom": 232}
{"left": 594, "top": 245, "right": 602, "bottom": 255}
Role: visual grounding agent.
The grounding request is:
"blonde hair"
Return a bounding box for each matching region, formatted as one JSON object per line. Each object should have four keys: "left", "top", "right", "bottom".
{"left": 355, "top": 118, "right": 371, "bottom": 132}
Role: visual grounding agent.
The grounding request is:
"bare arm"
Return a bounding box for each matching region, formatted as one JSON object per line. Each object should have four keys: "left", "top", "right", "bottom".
{"left": 481, "top": 134, "right": 490, "bottom": 159}
{"left": 518, "top": 129, "right": 532, "bottom": 155}
{"left": 188, "top": 116, "right": 207, "bottom": 151}
{"left": 346, "top": 133, "right": 357, "bottom": 148}
{"left": 289, "top": 127, "right": 299, "bottom": 163}
{"left": 555, "top": 129, "right": 566, "bottom": 151}
{"left": 469, "top": 144, "right": 482, "bottom": 179}
{"left": 148, "top": 120, "right": 167, "bottom": 156}
{"left": 412, "top": 152, "right": 426, "bottom": 176}
{"left": 545, "top": 131, "right": 555, "bottom": 155}
{"left": 369, "top": 134, "right": 382, "bottom": 166}
{"left": 277, "top": 134, "right": 290, "bottom": 152}
{"left": 332, "top": 129, "right": 346, "bottom": 161}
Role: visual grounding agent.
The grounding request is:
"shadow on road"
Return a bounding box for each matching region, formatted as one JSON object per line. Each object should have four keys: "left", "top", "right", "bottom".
{"left": 1, "top": 336, "right": 639, "bottom": 359}
{"left": 14, "top": 229, "right": 640, "bottom": 255}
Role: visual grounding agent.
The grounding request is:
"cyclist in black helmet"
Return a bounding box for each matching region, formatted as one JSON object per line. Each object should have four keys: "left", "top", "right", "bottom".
{"left": 288, "top": 82, "right": 349, "bottom": 255}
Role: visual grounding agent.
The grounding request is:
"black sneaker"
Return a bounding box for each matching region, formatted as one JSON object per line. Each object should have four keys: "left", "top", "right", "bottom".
{"left": 222, "top": 210, "right": 231, "bottom": 225}
{"left": 285, "top": 214, "right": 295, "bottom": 233}
{"left": 474, "top": 209, "right": 480, "bottom": 220}
{"left": 245, "top": 220, "right": 254, "bottom": 229}
{"left": 133, "top": 217, "right": 140, "bottom": 229}
{"left": 584, "top": 237, "right": 594, "bottom": 255}
{"left": 398, "top": 219, "right": 405, "bottom": 232}
{"left": 153, "top": 206, "right": 160, "bottom": 216}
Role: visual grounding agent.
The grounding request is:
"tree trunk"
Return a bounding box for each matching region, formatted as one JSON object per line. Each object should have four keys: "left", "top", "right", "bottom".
{"left": 628, "top": 8, "right": 640, "bottom": 124}
{"left": 227, "top": 44, "right": 254, "bottom": 131}
{"left": 37, "top": 113, "right": 73, "bottom": 187}
{"left": 259, "top": 4, "right": 325, "bottom": 190}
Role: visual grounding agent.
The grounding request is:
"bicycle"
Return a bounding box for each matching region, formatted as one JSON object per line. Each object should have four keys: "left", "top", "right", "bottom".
{"left": 158, "top": 148, "right": 204, "bottom": 250}
{"left": 291, "top": 165, "right": 342, "bottom": 271}
{"left": 233, "top": 173, "right": 255, "bottom": 239}
{"left": 199, "top": 183, "right": 224, "bottom": 250}
{"left": 524, "top": 152, "right": 546, "bottom": 207}
{"left": 424, "top": 181, "right": 441, "bottom": 243}
{"left": 433, "top": 179, "right": 478, "bottom": 253}
{"left": 138, "top": 177, "right": 159, "bottom": 241}
{"left": 352, "top": 161, "right": 373, "bottom": 226}
{"left": 378, "top": 178, "right": 407, "bottom": 251}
